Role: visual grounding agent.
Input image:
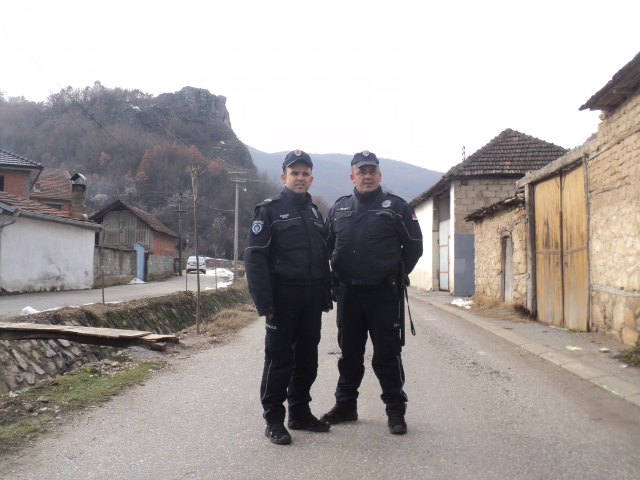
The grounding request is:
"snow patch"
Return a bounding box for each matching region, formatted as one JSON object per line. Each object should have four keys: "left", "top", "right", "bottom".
{"left": 129, "top": 278, "right": 145, "bottom": 285}
{"left": 21, "top": 306, "right": 40, "bottom": 315}
{"left": 451, "top": 298, "right": 473, "bottom": 309}
{"left": 206, "top": 268, "right": 234, "bottom": 278}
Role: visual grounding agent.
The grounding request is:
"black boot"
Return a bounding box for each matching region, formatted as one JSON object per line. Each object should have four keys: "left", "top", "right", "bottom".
{"left": 387, "top": 414, "right": 407, "bottom": 434}
{"left": 320, "top": 404, "right": 358, "bottom": 425}
{"left": 288, "top": 413, "right": 330, "bottom": 432}
{"left": 265, "top": 422, "right": 292, "bottom": 444}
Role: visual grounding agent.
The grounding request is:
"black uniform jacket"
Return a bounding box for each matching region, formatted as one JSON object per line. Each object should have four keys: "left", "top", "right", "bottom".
{"left": 245, "top": 186, "right": 332, "bottom": 317}
{"left": 327, "top": 186, "right": 423, "bottom": 286}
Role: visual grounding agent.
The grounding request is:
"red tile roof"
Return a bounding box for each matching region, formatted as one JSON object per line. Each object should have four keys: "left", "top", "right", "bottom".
{"left": 30, "top": 168, "right": 72, "bottom": 201}
{"left": 580, "top": 51, "right": 640, "bottom": 112}
{"left": 0, "top": 191, "right": 96, "bottom": 226}
{"left": 90, "top": 199, "right": 178, "bottom": 238}
{"left": 410, "top": 129, "right": 567, "bottom": 207}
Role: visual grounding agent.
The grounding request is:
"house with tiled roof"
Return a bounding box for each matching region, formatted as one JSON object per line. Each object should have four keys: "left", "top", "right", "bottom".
{"left": 409, "top": 129, "right": 567, "bottom": 295}
{"left": 0, "top": 191, "right": 101, "bottom": 293}
{"left": 30, "top": 168, "right": 73, "bottom": 212}
{"left": 90, "top": 199, "right": 178, "bottom": 281}
{"left": 500, "top": 50, "right": 640, "bottom": 344}
{"left": 0, "top": 148, "right": 44, "bottom": 199}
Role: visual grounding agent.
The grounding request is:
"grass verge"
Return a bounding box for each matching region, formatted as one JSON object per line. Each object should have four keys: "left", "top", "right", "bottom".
{"left": 614, "top": 346, "right": 640, "bottom": 368}
{"left": 183, "top": 306, "right": 258, "bottom": 338}
{"left": 0, "top": 360, "right": 162, "bottom": 456}
{"left": 468, "top": 295, "right": 536, "bottom": 322}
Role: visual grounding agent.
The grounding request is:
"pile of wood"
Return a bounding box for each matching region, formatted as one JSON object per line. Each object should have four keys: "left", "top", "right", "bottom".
{"left": 0, "top": 322, "right": 179, "bottom": 352}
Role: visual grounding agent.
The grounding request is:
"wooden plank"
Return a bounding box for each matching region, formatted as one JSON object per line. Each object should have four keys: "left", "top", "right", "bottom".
{"left": 525, "top": 184, "right": 537, "bottom": 315}
{"left": 142, "top": 334, "right": 180, "bottom": 343}
{"left": 535, "top": 175, "right": 563, "bottom": 326}
{"left": 562, "top": 164, "right": 589, "bottom": 331}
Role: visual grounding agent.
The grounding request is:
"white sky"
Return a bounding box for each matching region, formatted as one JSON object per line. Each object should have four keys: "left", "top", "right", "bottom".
{"left": 2, "top": 0, "right": 639, "bottom": 172}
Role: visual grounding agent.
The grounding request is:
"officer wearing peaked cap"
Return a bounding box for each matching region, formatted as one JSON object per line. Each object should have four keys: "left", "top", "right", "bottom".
{"left": 322, "top": 151, "right": 423, "bottom": 434}
{"left": 245, "top": 149, "right": 333, "bottom": 445}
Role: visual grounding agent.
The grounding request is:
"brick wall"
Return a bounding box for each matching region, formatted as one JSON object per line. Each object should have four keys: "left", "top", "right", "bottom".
{"left": 587, "top": 91, "right": 640, "bottom": 345}
{"left": 0, "top": 170, "right": 30, "bottom": 197}
{"left": 453, "top": 178, "right": 519, "bottom": 234}
{"left": 152, "top": 231, "right": 177, "bottom": 256}
{"left": 473, "top": 204, "right": 527, "bottom": 305}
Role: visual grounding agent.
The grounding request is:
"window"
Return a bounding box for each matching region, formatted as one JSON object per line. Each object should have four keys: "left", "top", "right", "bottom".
{"left": 0, "top": 175, "right": 4, "bottom": 191}
{"left": 46, "top": 203, "right": 63, "bottom": 210}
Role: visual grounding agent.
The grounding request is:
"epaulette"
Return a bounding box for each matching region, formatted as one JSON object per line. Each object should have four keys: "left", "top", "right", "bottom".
{"left": 333, "top": 194, "right": 352, "bottom": 204}
{"left": 256, "top": 193, "right": 282, "bottom": 208}
{"left": 386, "top": 193, "right": 409, "bottom": 204}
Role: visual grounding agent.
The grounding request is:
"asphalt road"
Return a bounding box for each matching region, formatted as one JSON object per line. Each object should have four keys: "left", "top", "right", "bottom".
{"left": 0, "top": 271, "right": 231, "bottom": 320}
{"left": 2, "top": 296, "right": 640, "bottom": 479}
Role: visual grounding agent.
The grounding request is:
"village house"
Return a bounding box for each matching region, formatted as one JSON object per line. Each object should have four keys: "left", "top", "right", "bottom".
{"left": 492, "top": 51, "right": 640, "bottom": 345}
{"left": 90, "top": 199, "right": 178, "bottom": 283}
{"left": 409, "top": 129, "right": 567, "bottom": 295}
{"left": 0, "top": 191, "right": 101, "bottom": 293}
{"left": 0, "top": 147, "right": 43, "bottom": 198}
{"left": 29, "top": 167, "right": 73, "bottom": 212}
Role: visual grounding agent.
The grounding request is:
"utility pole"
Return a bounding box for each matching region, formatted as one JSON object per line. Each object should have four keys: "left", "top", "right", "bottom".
{"left": 175, "top": 192, "right": 186, "bottom": 276}
{"left": 189, "top": 166, "right": 203, "bottom": 335}
{"left": 230, "top": 171, "right": 246, "bottom": 283}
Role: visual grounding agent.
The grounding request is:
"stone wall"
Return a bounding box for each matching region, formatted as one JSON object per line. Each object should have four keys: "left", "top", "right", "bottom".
{"left": 473, "top": 202, "right": 527, "bottom": 305}
{"left": 452, "top": 178, "right": 519, "bottom": 234}
{"left": 587, "top": 90, "right": 640, "bottom": 345}
{"left": 0, "top": 284, "right": 252, "bottom": 395}
{"left": 93, "top": 246, "right": 136, "bottom": 287}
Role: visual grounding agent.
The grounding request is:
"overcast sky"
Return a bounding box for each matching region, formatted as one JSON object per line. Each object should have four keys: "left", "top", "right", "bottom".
{"left": 2, "top": 1, "right": 639, "bottom": 172}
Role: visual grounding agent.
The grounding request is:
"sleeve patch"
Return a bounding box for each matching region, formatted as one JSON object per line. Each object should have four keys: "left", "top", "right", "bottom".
{"left": 252, "top": 221, "right": 264, "bottom": 234}
{"left": 411, "top": 214, "right": 419, "bottom": 221}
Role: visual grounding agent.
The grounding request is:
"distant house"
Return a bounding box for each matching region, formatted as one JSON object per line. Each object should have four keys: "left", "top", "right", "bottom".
{"left": 409, "top": 129, "right": 567, "bottom": 295}
{"left": 30, "top": 168, "right": 73, "bottom": 212}
{"left": 90, "top": 200, "right": 178, "bottom": 281}
{"left": 0, "top": 148, "right": 43, "bottom": 199}
{"left": 0, "top": 192, "right": 101, "bottom": 293}
{"left": 506, "top": 51, "right": 640, "bottom": 344}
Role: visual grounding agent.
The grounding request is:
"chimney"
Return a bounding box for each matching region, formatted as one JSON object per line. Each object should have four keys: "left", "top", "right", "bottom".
{"left": 69, "top": 173, "right": 88, "bottom": 220}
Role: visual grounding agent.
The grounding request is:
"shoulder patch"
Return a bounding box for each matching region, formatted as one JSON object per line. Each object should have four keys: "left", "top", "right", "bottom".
{"left": 251, "top": 221, "right": 264, "bottom": 235}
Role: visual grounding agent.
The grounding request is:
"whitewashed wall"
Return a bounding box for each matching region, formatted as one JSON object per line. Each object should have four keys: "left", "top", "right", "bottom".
{"left": 410, "top": 198, "right": 439, "bottom": 290}
{"left": 0, "top": 215, "right": 95, "bottom": 292}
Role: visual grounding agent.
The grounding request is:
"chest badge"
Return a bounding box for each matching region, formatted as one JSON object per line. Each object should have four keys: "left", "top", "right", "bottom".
{"left": 251, "top": 221, "right": 264, "bottom": 235}
{"left": 382, "top": 200, "right": 391, "bottom": 208}
{"left": 279, "top": 214, "right": 289, "bottom": 219}
{"left": 311, "top": 207, "right": 319, "bottom": 218}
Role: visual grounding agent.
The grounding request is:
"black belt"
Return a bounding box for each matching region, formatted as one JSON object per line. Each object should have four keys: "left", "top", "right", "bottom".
{"left": 340, "top": 281, "right": 386, "bottom": 290}
{"left": 276, "top": 277, "right": 322, "bottom": 286}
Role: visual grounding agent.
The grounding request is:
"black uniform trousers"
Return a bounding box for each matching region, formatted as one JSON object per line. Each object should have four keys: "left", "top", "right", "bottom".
{"left": 260, "top": 282, "right": 323, "bottom": 424}
{"left": 334, "top": 285, "right": 408, "bottom": 415}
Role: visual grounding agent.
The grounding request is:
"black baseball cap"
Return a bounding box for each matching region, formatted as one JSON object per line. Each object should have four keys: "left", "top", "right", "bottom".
{"left": 351, "top": 150, "right": 379, "bottom": 168}
{"left": 283, "top": 150, "right": 313, "bottom": 171}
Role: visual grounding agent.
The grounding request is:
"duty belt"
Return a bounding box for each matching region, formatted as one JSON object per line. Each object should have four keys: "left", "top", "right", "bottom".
{"left": 340, "top": 281, "right": 386, "bottom": 290}
{"left": 276, "top": 276, "right": 322, "bottom": 286}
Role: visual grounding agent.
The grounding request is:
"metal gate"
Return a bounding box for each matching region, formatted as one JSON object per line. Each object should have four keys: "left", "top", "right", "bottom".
{"left": 134, "top": 243, "right": 146, "bottom": 281}
{"left": 439, "top": 219, "right": 450, "bottom": 291}
{"left": 534, "top": 165, "right": 588, "bottom": 329}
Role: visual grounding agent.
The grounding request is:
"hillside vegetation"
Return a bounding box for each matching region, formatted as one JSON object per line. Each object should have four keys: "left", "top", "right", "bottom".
{"left": 0, "top": 83, "right": 279, "bottom": 259}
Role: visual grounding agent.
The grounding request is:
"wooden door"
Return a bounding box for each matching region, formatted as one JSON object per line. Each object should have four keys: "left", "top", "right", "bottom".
{"left": 535, "top": 176, "right": 563, "bottom": 326}
{"left": 562, "top": 165, "right": 588, "bottom": 330}
{"left": 439, "top": 220, "right": 450, "bottom": 291}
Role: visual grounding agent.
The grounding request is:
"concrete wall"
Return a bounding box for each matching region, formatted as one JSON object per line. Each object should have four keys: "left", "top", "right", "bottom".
{"left": 148, "top": 254, "right": 174, "bottom": 280}
{"left": 588, "top": 91, "right": 640, "bottom": 345}
{"left": 473, "top": 203, "right": 527, "bottom": 305}
{"left": 93, "top": 246, "right": 136, "bottom": 287}
{"left": 0, "top": 215, "right": 95, "bottom": 293}
{"left": 410, "top": 197, "right": 439, "bottom": 290}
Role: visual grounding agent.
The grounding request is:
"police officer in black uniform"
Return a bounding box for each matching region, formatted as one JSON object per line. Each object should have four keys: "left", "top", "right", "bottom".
{"left": 321, "top": 151, "right": 423, "bottom": 434}
{"left": 245, "top": 150, "right": 333, "bottom": 445}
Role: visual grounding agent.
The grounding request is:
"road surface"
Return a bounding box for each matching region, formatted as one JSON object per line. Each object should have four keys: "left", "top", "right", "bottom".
{"left": 0, "top": 271, "right": 232, "bottom": 320}
{"left": 2, "top": 295, "right": 640, "bottom": 479}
